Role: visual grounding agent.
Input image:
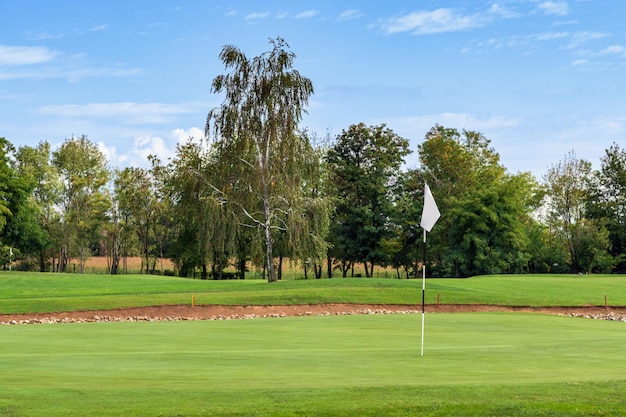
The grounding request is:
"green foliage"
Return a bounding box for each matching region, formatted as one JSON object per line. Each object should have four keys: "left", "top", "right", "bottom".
{"left": 205, "top": 38, "right": 328, "bottom": 282}
{"left": 0, "top": 138, "right": 47, "bottom": 268}
{"left": 588, "top": 143, "right": 626, "bottom": 272}
{"left": 114, "top": 162, "right": 170, "bottom": 275}
{"left": 327, "top": 123, "right": 410, "bottom": 277}
{"left": 544, "top": 151, "right": 611, "bottom": 273}
{"left": 411, "top": 126, "right": 539, "bottom": 277}
{"left": 14, "top": 141, "right": 60, "bottom": 271}
{"left": 52, "top": 135, "right": 111, "bottom": 273}
{"left": 166, "top": 141, "right": 239, "bottom": 279}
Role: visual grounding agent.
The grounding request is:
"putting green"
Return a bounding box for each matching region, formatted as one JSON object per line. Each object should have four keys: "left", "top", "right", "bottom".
{"left": 1, "top": 313, "right": 624, "bottom": 391}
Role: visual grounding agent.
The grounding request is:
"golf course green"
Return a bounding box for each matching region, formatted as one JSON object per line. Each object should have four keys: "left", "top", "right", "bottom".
{"left": 1, "top": 272, "right": 625, "bottom": 416}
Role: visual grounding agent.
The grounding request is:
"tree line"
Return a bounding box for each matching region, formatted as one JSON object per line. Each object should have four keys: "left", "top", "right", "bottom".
{"left": 2, "top": 39, "right": 625, "bottom": 279}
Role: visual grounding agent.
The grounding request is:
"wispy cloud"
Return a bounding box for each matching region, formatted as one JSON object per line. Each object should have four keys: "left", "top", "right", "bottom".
{"left": 245, "top": 12, "right": 271, "bottom": 21}
{"left": 294, "top": 9, "right": 318, "bottom": 19}
{"left": 89, "top": 24, "right": 108, "bottom": 32}
{"left": 597, "top": 44, "right": 626, "bottom": 58}
{"left": 537, "top": 1, "right": 570, "bottom": 16}
{"left": 0, "top": 45, "right": 58, "bottom": 65}
{"left": 24, "top": 31, "right": 66, "bottom": 41}
{"left": 38, "top": 101, "right": 204, "bottom": 124}
{"left": 378, "top": 8, "right": 492, "bottom": 35}
{"left": 487, "top": 3, "right": 520, "bottom": 19}
{"left": 564, "top": 31, "right": 607, "bottom": 49}
{"left": 337, "top": 9, "right": 363, "bottom": 21}
{"left": 479, "top": 30, "right": 608, "bottom": 52}
{"left": 0, "top": 63, "right": 140, "bottom": 82}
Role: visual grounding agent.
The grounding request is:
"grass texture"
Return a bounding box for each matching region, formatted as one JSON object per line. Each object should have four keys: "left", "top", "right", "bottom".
{"left": 1, "top": 272, "right": 625, "bottom": 416}
{"left": 1, "top": 272, "right": 625, "bottom": 314}
{"left": 1, "top": 313, "right": 624, "bottom": 416}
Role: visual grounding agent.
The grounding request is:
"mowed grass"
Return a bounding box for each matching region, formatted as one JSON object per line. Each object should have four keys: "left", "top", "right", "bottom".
{"left": 1, "top": 272, "right": 626, "bottom": 314}
{"left": 1, "top": 313, "right": 625, "bottom": 416}
{"left": 1, "top": 272, "right": 626, "bottom": 416}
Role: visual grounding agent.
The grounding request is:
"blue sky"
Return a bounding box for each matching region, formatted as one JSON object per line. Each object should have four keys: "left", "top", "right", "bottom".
{"left": 1, "top": 0, "right": 624, "bottom": 178}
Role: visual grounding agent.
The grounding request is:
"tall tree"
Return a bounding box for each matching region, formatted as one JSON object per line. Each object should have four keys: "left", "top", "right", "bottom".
{"left": 543, "top": 150, "right": 610, "bottom": 273}
{"left": 115, "top": 159, "right": 170, "bottom": 275}
{"left": 0, "top": 138, "right": 46, "bottom": 269}
{"left": 52, "top": 135, "right": 111, "bottom": 273}
{"left": 14, "top": 141, "right": 61, "bottom": 271}
{"left": 166, "top": 141, "right": 237, "bottom": 279}
{"left": 587, "top": 143, "right": 626, "bottom": 272}
{"left": 415, "top": 125, "right": 538, "bottom": 277}
{"left": 326, "top": 123, "right": 410, "bottom": 277}
{"left": 205, "top": 37, "right": 321, "bottom": 282}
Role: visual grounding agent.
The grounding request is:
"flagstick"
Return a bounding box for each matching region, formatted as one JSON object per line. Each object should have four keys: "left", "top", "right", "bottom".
{"left": 421, "top": 228, "right": 426, "bottom": 357}
{"left": 419, "top": 182, "right": 440, "bottom": 357}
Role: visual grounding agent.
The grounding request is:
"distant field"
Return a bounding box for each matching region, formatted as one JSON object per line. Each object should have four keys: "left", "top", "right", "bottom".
{"left": 1, "top": 272, "right": 625, "bottom": 314}
{"left": 72, "top": 256, "right": 175, "bottom": 274}
{"left": 73, "top": 256, "right": 398, "bottom": 278}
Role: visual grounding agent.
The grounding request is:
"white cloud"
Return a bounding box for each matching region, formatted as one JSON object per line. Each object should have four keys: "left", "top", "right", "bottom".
{"left": 565, "top": 31, "right": 608, "bottom": 49}
{"left": 552, "top": 19, "right": 578, "bottom": 26}
{"left": 172, "top": 127, "right": 204, "bottom": 143}
{"left": 0, "top": 51, "right": 141, "bottom": 81}
{"left": 245, "top": 12, "right": 270, "bottom": 20}
{"left": 597, "top": 45, "right": 626, "bottom": 58}
{"left": 535, "top": 31, "right": 569, "bottom": 41}
{"left": 0, "top": 45, "right": 58, "bottom": 66}
{"left": 90, "top": 24, "right": 108, "bottom": 32}
{"left": 375, "top": 112, "right": 520, "bottom": 144}
{"left": 97, "top": 141, "right": 117, "bottom": 166}
{"left": 132, "top": 135, "right": 173, "bottom": 162}
{"left": 124, "top": 127, "right": 203, "bottom": 166}
{"left": 379, "top": 8, "right": 491, "bottom": 35}
{"left": 537, "top": 1, "right": 570, "bottom": 16}
{"left": 487, "top": 3, "right": 520, "bottom": 19}
{"left": 39, "top": 102, "right": 203, "bottom": 124}
{"left": 295, "top": 9, "right": 318, "bottom": 19}
{"left": 337, "top": 9, "right": 363, "bottom": 21}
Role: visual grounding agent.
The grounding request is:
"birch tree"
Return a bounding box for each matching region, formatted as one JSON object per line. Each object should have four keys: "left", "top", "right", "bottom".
{"left": 205, "top": 38, "right": 322, "bottom": 282}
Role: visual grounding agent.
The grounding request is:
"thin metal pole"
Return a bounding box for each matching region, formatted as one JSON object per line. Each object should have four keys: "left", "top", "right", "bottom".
{"left": 421, "top": 228, "right": 426, "bottom": 357}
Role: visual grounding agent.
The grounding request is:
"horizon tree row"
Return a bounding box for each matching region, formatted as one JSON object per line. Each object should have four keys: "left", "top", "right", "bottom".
{"left": 2, "top": 129, "right": 625, "bottom": 277}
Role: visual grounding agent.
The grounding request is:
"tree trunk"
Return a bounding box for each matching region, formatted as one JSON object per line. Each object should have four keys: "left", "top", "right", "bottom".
{"left": 238, "top": 257, "right": 246, "bottom": 280}
{"left": 39, "top": 250, "right": 46, "bottom": 272}
{"left": 327, "top": 255, "right": 332, "bottom": 278}
{"left": 263, "top": 195, "right": 276, "bottom": 282}
{"left": 314, "top": 263, "right": 322, "bottom": 279}
{"left": 78, "top": 247, "right": 85, "bottom": 274}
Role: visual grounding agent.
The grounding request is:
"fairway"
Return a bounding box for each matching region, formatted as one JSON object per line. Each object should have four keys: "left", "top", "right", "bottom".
{"left": 2, "top": 272, "right": 626, "bottom": 314}
{"left": 1, "top": 313, "right": 625, "bottom": 416}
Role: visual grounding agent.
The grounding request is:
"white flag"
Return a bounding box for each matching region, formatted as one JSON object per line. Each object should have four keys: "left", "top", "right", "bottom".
{"left": 420, "top": 183, "right": 440, "bottom": 233}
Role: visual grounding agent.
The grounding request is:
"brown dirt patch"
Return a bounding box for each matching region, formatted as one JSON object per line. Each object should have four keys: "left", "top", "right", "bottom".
{"left": 3, "top": 304, "right": 626, "bottom": 325}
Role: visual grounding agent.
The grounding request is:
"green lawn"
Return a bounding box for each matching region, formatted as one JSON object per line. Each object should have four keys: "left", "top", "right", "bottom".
{"left": 1, "top": 272, "right": 625, "bottom": 416}
{"left": 1, "top": 313, "right": 625, "bottom": 416}
{"left": 1, "top": 272, "right": 625, "bottom": 314}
